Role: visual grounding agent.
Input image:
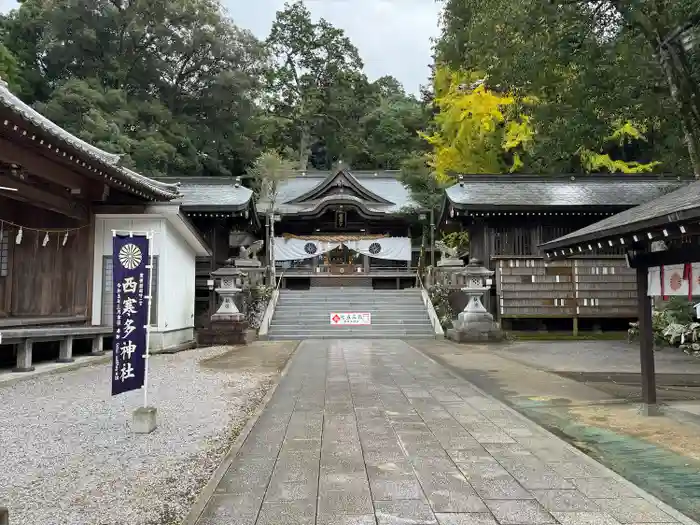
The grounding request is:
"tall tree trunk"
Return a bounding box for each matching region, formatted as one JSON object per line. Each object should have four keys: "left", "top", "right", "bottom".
{"left": 658, "top": 47, "right": 700, "bottom": 177}
{"left": 299, "top": 127, "right": 311, "bottom": 171}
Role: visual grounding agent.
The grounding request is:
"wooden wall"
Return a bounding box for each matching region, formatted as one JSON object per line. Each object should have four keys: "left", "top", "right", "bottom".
{"left": 461, "top": 217, "right": 633, "bottom": 320}
{"left": 495, "top": 256, "right": 636, "bottom": 318}
{"left": 0, "top": 197, "right": 92, "bottom": 318}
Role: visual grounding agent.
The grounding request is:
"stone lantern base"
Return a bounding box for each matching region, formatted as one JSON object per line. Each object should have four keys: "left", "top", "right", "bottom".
{"left": 198, "top": 318, "right": 250, "bottom": 346}
{"left": 447, "top": 307, "right": 504, "bottom": 343}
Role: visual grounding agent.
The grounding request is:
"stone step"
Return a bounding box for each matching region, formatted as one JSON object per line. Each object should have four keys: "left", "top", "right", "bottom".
{"left": 280, "top": 293, "right": 421, "bottom": 302}
{"left": 267, "top": 329, "right": 436, "bottom": 338}
{"left": 280, "top": 290, "right": 422, "bottom": 295}
{"left": 267, "top": 334, "right": 432, "bottom": 340}
{"left": 270, "top": 286, "right": 436, "bottom": 340}
{"left": 275, "top": 302, "right": 425, "bottom": 312}
{"left": 272, "top": 310, "right": 428, "bottom": 323}
{"left": 270, "top": 322, "right": 432, "bottom": 330}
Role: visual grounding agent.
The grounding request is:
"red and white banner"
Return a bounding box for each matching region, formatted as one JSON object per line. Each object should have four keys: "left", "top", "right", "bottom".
{"left": 648, "top": 263, "right": 700, "bottom": 297}
{"left": 330, "top": 312, "right": 371, "bottom": 325}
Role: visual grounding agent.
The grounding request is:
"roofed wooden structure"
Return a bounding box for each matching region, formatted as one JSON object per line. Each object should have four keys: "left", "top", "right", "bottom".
{"left": 0, "top": 79, "right": 180, "bottom": 369}
{"left": 441, "top": 174, "right": 690, "bottom": 332}
{"left": 540, "top": 178, "right": 700, "bottom": 411}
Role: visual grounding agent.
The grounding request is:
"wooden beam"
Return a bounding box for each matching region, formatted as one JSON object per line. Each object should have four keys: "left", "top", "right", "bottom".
{"left": 636, "top": 265, "right": 657, "bottom": 409}
{"left": 0, "top": 136, "right": 90, "bottom": 190}
{"left": 627, "top": 243, "right": 700, "bottom": 268}
{"left": 0, "top": 174, "right": 88, "bottom": 220}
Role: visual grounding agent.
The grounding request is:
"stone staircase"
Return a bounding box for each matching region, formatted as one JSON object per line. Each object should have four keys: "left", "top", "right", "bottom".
{"left": 266, "top": 287, "right": 436, "bottom": 340}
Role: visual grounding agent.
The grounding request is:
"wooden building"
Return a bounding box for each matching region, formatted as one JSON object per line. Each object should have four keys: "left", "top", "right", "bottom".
{"left": 157, "top": 176, "right": 259, "bottom": 321}
{"left": 170, "top": 167, "right": 431, "bottom": 298}
{"left": 540, "top": 178, "right": 700, "bottom": 410}
{"left": 260, "top": 167, "right": 425, "bottom": 289}
{"left": 0, "top": 79, "right": 182, "bottom": 370}
{"left": 441, "top": 174, "right": 689, "bottom": 332}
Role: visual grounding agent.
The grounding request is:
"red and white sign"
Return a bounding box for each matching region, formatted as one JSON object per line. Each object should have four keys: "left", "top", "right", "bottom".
{"left": 648, "top": 263, "right": 700, "bottom": 297}
{"left": 330, "top": 312, "right": 371, "bottom": 325}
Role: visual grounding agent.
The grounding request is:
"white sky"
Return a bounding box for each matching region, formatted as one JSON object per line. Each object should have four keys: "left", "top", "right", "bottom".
{"left": 0, "top": 0, "right": 441, "bottom": 96}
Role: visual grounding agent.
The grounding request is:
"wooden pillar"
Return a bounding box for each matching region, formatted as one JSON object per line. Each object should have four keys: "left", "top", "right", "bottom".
{"left": 58, "top": 336, "right": 75, "bottom": 363}
{"left": 636, "top": 264, "right": 658, "bottom": 412}
{"left": 209, "top": 227, "right": 217, "bottom": 316}
{"left": 91, "top": 335, "right": 105, "bottom": 355}
{"left": 14, "top": 340, "right": 34, "bottom": 372}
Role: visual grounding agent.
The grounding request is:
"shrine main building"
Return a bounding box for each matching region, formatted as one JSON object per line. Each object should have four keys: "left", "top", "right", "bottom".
{"left": 159, "top": 167, "right": 429, "bottom": 316}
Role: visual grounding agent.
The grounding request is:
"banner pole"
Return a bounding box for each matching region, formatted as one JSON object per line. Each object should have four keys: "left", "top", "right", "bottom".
{"left": 143, "top": 230, "right": 155, "bottom": 408}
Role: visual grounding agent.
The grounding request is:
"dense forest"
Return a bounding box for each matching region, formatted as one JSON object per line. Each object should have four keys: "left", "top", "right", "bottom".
{"left": 0, "top": 0, "right": 698, "bottom": 202}
{"left": 0, "top": 0, "right": 430, "bottom": 179}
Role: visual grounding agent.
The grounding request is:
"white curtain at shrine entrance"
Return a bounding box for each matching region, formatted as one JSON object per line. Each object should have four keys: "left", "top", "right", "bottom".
{"left": 346, "top": 237, "right": 412, "bottom": 262}
{"left": 273, "top": 236, "right": 412, "bottom": 262}
{"left": 273, "top": 237, "right": 340, "bottom": 261}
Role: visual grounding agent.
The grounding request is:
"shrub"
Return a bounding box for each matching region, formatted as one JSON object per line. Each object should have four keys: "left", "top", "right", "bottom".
{"left": 628, "top": 298, "right": 700, "bottom": 357}
{"left": 242, "top": 285, "right": 274, "bottom": 330}
{"left": 427, "top": 282, "right": 454, "bottom": 329}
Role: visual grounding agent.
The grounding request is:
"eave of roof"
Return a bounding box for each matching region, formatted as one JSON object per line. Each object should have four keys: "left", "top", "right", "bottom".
{"left": 157, "top": 177, "right": 254, "bottom": 211}
{"left": 445, "top": 174, "right": 687, "bottom": 210}
{"left": 540, "top": 177, "right": 700, "bottom": 258}
{"left": 0, "top": 80, "right": 180, "bottom": 201}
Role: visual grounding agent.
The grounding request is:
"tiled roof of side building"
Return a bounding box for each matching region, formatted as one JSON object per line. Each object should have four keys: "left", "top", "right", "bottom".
{"left": 445, "top": 174, "right": 687, "bottom": 209}
{"left": 0, "top": 79, "right": 180, "bottom": 200}
{"left": 540, "top": 177, "right": 700, "bottom": 251}
{"left": 157, "top": 177, "right": 254, "bottom": 210}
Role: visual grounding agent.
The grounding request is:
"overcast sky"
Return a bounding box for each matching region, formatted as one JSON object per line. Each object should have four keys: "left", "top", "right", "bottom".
{"left": 0, "top": 0, "right": 441, "bottom": 96}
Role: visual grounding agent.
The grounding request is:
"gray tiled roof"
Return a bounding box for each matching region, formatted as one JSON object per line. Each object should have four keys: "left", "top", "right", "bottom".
{"left": 168, "top": 178, "right": 253, "bottom": 210}
{"left": 258, "top": 170, "right": 418, "bottom": 214}
{"left": 0, "top": 80, "right": 180, "bottom": 200}
{"left": 445, "top": 175, "right": 685, "bottom": 209}
{"left": 540, "top": 178, "right": 699, "bottom": 250}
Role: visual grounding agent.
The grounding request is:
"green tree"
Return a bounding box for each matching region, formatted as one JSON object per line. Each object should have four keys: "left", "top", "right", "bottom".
{"left": 264, "top": 0, "right": 367, "bottom": 169}
{"left": 435, "top": 0, "right": 689, "bottom": 174}
{"left": 0, "top": 0, "right": 266, "bottom": 178}
{"left": 552, "top": 0, "right": 700, "bottom": 176}
{"left": 355, "top": 76, "right": 429, "bottom": 170}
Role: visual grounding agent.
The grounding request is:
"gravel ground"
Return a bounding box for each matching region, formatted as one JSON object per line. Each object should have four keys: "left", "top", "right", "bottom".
{"left": 0, "top": 346, "right": 277, "bottom": 525}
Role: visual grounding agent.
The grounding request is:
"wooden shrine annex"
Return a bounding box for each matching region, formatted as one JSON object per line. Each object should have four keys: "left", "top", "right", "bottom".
{"left": 540, "top": 178, "right": 700, "bottom": 409}
{"left": 0, "top": 79, "right": 209, "bottom": 372}
{"left": 441, "top": 174, "right": 687, "bottom": 331}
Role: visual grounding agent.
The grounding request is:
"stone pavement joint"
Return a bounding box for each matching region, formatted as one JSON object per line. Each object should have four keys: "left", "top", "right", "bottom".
{"left": 195, "top": 339, "right": 697, "bottom": 525}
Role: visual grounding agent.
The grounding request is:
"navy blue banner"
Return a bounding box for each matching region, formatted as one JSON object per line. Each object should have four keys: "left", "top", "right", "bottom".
{"left": 112, "top": 234, "right": 150, "bottom": 396}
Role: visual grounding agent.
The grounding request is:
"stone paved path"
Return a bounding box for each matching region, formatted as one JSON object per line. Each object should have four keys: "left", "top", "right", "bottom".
{"left": 196, "top": 339, "right": 696, "bottom": 525}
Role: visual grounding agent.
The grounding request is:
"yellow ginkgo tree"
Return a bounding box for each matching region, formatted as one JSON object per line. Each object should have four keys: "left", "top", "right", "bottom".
{"left": 421, "top": 65, "right": 661, "bottom": 178}
{"left": 420, "top": 66, "right": 535, "bottom": 180}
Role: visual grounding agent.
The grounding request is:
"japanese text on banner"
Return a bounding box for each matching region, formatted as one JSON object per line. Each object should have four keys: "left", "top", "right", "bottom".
{"left": 112, "top": 234, "right": 150, "bottom": 396}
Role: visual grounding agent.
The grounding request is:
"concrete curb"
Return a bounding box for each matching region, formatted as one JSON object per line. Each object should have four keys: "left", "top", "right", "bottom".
{"left": 405, "top": 341, "right": 700, "bottom": 525}
{"left": 0, "top": 342, "right": 197, "bottom": 389}
{"left": 181, "top": 341, "right": 300, "bottom": 525}
{"left": 663, "top": 404, "right": 700, "bottom": 429}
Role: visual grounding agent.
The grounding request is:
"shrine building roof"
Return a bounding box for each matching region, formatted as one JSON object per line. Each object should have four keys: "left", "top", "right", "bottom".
{"left": 158, "top": 176, "right": 254, "bottom": 212}
{"left": 163, "top": 169, "right": 418, "bottom": 216}
{"left": 0, "top": 79, "right": 180, "bottom": 201}
{"left": 540, "top": 177, "right": 700, "bottom": 258}
{"left": 261, "top": 169, "right": 418, "bottom": 216}
{"left": 445, "top": 174, "right": 686, "bottom": 210}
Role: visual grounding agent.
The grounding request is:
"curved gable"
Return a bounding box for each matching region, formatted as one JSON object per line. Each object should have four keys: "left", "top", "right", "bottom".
{"left": 288, "top": 168, "right": 393, "bottom": 205}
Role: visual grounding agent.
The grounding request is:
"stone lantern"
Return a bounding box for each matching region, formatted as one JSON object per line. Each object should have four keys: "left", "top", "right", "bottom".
{"left": 199, "top": 267, "right": 249, "bottom": 345}
{"left": 447, "top": 258, "right": 503, "bottom": 343}
{"left": 211, "top": 267, "right": 246, "bottom": 321}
